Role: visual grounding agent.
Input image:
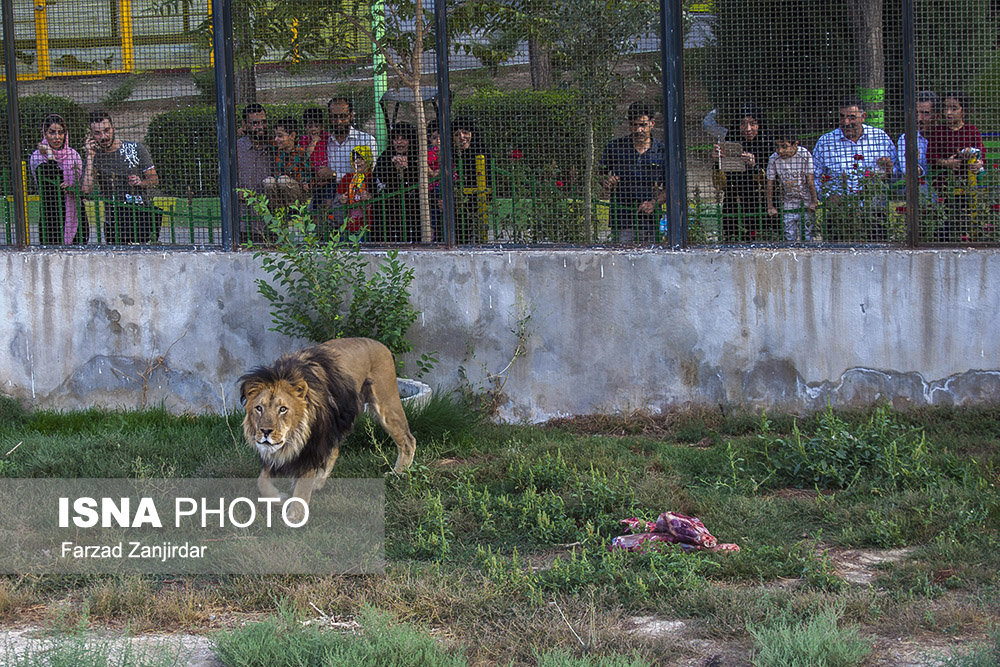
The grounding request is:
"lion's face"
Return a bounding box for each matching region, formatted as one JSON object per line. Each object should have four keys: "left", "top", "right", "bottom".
{"left": 241, "top": 378, "right": 312, "bottom": 465}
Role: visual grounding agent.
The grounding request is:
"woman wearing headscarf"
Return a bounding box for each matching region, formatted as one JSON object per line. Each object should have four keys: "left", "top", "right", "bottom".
{"left": 374, "top": 122, "right": 421, "bottom": 242}
{"left": 29, "top": 113, "right": 86, "bottom": 244}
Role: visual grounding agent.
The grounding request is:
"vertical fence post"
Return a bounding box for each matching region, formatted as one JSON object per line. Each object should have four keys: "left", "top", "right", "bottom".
{"left": 659, "top": 0, "right": 687, "bottom": 248}
{"left": 435, "top": 0, "right": 455, "bottom": 245}
{"left": 211, "top": 0, "right": 240, "bottom": 249}
{"left": 2, "top": 0, "right": 27, "bottom": 247}
{"left": 371, "top": 0, "right": 388, "bottom": 154}
{"left": 901, "top": 0, "right": 917, "bottom": 247}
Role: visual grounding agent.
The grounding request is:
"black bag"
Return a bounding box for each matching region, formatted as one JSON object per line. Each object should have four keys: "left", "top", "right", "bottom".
{"left": 35, "top": 161, "right": 66, "bottom": 245}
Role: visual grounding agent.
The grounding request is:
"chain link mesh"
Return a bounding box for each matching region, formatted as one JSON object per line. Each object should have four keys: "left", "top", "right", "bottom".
{"left": 0, "top": 0, "right": 997, "bottom": 247}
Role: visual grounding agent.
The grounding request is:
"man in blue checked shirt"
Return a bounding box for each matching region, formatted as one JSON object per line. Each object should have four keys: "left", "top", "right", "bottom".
{"left": 813, "top": 97, "right": 898, "bottom": 242}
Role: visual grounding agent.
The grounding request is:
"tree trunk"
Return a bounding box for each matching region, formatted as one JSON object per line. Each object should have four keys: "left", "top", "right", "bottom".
{"left": 413, "top": 83, "right": 433, "bottom": 242}
{"left": 410, "top": 0, "right": 433, "bottom": 241}
{"left": 528, "top": 38, "right": 553, "bottom": 90}
{"left": 850, "top": 0, "right": 884, "bottom": 126}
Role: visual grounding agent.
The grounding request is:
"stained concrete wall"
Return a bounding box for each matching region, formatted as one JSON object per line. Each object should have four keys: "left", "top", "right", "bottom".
{"left": 2, "top": 248, "right": 998, "bottom": 422}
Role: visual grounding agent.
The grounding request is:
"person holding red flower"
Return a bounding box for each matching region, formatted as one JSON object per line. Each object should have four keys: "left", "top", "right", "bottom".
{"left": 927, "top": 91, "right": 984, "bottom": 242}
{"left": 812, "top": 97, "right": 898, "bottom": 242}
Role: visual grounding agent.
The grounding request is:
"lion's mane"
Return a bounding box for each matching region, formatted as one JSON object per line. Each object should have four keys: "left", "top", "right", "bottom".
{"left": 239, "top": 345, "right": 362, "bottom": 478}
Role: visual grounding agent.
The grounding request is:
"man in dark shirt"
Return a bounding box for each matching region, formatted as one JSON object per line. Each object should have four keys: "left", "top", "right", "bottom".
{"left": 599, "top": 102, "right": 665, "bottom": 244}
{"left": 81, "top": 110, "right": 160, "bottom": 244}
{"left": 236, "top": 103, "right": 274, "bottom": 243}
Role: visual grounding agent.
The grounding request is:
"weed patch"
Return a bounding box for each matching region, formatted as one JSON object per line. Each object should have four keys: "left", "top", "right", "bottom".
{"left": 747, "top": 604, "right": 872, "bottom": 666}
{"left": 755, "top": 405, "right": 943, "bottom": 491}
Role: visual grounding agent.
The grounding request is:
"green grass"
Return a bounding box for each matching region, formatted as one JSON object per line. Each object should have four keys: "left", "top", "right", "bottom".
{"left": 0, "top": 396, "right": 997, "bottom": 664}
{"left": 747, "top": 604, "right": 872, "bottom": 667}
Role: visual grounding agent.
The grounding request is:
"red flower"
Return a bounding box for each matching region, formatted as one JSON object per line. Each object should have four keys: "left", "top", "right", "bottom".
{"left": 510, "top": 149, "right": 524, "bottom": 162}
{"left": 961, "top": 234, "right": 971, "bottom": 242}
{"left": 992, "top": 204, "right": 1000, "bottom": 211}
{"left": 555, "top": 180, "right": 564, "bottom": 187}
{"left": 821, "top": 174, "right": 832, "bottom": 183}
{"left": 854, "top": 153, "right": 864, "bottom": 161}
{"left": 896, "top": 205, "right": 907, "bottom": 213}
{"left": 863, "top": 170, "right": 873, "bottom": 177}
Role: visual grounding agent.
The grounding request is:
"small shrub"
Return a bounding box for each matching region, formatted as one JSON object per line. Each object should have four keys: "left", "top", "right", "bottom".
{"left": 756, "top": 405, "right": 936, "bottom": 491}
{"left": 101, "top": 75, "right": 139, "bottom": 108}
{"left": 247, "top": 194, "right": 419, "bottom": 361}
{"left": 214, "top": 604, "right": 466, "bottom": 667}
{"left": 409, "top": 491, "right": 454, "bottom": 560}
{"left": 747, "top": 605, "right": 872, "bottom": 667}
{"left": 453, "top": 89, "right": 613, "bottom": 187}
{"left": 935, "top": 627, "right": 1000, "bottom": 666}
{"left": 535, "top": 649, "right": 651, "bottom": 666}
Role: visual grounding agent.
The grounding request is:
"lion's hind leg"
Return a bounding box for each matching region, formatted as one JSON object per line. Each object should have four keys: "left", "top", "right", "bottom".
{"left": 363, "top": 378, "right": 416, "bottom": 474}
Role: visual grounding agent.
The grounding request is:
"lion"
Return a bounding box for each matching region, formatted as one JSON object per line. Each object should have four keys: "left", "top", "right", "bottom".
{"left": 238, "top": 337, "right": 417, "bottom": 513}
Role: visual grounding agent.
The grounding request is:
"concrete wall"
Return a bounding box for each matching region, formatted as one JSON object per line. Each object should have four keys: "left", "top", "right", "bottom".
{"left": 2, "top": 248, "right": 998, "bottom": 422}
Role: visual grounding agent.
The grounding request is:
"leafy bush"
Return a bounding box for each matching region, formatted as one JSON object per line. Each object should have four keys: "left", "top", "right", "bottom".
{"left": 144, "top": 106, "right": 219, "bottom": 197}
{"left": 246, "top": 193, "right": 418, "bottom": 360}
{"left": 453, "top": 89, "right": 615, "bottom": 193}
{"left": 755, "top": 405, "right": 936, "bottom": 491}
{"left": 747, "top": 605, "right": 872, "bottom": 667}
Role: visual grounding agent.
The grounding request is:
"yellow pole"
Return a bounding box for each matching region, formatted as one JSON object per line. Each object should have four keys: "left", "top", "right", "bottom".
{"left": 21, "top": 161, "right": 30, "bottom": 243}
{"left": 34, "top": 0, "right": 52, "bottom": 79}
{"left": 476, "top": 154, "right": 487, "bottom": 237}
{"left": 120, "top": 0, "right": 136, "bottom": 72}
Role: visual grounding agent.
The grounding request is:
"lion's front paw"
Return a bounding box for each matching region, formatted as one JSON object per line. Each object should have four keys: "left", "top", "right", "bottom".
{"left": 284, "top": 500, "right": 307, "bottom": 524}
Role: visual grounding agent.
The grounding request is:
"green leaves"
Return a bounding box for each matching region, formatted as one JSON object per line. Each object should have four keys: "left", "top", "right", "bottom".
{"left": 756, "top": 405, "right": 936, "bottom": 492}
{"left": 246, "top": 191, "right": 419, "bottom": 363}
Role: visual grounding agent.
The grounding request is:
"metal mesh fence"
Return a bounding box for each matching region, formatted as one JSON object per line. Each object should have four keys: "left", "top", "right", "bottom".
{"left": 687, "top": 0, "right": 999, "bottom": 246}
{"left": 0, "top": 0, "right": 998, "bottom": 248}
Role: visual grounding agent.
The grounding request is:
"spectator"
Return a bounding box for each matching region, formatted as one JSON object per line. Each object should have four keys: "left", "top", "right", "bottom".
{"left": 81, "top": 110, "right": 160, "bottom": 244}
{"left": 317, "top": 97, "right": 378, "bottom": 188}
{"left": 427, "top": 119, "right": 442, "bottom": 239}
{"left": 812, "top": 97, "right": 897, "bottom": 241}
{"left": 451, "top": 116, "right": 491, "bottom": 244}
{"left": 335, "top": 145, "right": 375, "bottom": 238}
{"left": 927, "top": 91, "right": 984, "bottom": 242}
{"left": 599, "top": 101, "right": 665, "bottom": 245}
{"left": 897, "top": 90, "right": 937, "bottom": 179}
{"left": 427, "top": 119, "right": 441, "bottom": 179}
{"left": 263, "top": 116, "right": 312, "bottom": 210}
{"left": 300, "top": 107, "right": 329, "bottom": 172}
{"left": 236, "top": 103, "right": 273, "bottom": 242}
{"left": 711, "top": 103, "right": 772, "bottom": 242}
{"left": 374, "top": 122, "right": 421, "bottom": 242}
{"left": 766, "top": 127, "right": 819, "bottom": 241}
{"left": 29, "top": 113, "right": 85, "bottom": 245}
{"left": 314, "top": 98, "right": 378, "bottom": 233}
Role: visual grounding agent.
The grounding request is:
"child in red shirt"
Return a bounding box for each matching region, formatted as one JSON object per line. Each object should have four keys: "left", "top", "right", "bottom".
{"left": 335, "top": 145, "right": 375, "bottom": 235}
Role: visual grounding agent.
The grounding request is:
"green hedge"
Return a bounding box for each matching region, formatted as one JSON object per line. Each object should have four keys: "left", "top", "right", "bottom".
{"left": 144, "top": 106, "right": 220, "bottom": 197}
{"left": 144, "top": 88, "right": 599, "bottom": 198}
{"left": 452, "top": 89, "right": 617, "bottom": 194}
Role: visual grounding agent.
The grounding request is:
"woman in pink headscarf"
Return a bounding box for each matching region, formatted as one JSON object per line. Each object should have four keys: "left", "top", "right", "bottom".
{"left": 29, "top": 113, "right": 85, "bottom": 245}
